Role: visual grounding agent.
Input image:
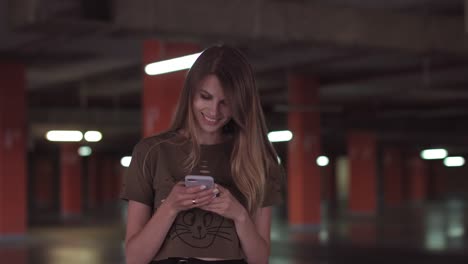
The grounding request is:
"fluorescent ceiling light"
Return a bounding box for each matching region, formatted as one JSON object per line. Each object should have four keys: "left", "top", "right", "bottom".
{"left": 46, "top": 130, "right": 83, "bottom": 142}
{"left": 121, "top": 156, "right": 132, "bottom": 167}
{"left": 145, "top": 52, "right": 202, "bottom": 75}
{"left": 420, "top": 148, "right": 448, "bottom": 160}
{"left": 443, "top": 156, "right": 465, "bottom": 167}
{"left": 316, "top": 156, "right": 329, "bottom": 167}
{"left": 78, "top": 146, "right": 92, "bottom": 157}
{"left": 268, "top": 130, "right": 293, "bottom": 142}
{"left": 84, "top": 131, "right": 102, "bottom": 142}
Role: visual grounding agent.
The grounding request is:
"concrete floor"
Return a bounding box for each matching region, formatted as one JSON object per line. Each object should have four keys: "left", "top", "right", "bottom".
{"left": 1, "top": 200, "right": 467, "bottom": 264}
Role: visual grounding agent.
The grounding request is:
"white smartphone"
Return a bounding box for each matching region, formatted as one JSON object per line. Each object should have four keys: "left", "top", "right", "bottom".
{"left": 185, "top": 175, "right": 214, "bottom": 189}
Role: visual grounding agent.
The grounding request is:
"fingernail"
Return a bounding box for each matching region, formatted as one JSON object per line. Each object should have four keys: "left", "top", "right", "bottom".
{"left": 200, "top": 185, "right": 206, "bottom": 190}
{"left": 213, "top": 188, "right": 219, "bottom": 194}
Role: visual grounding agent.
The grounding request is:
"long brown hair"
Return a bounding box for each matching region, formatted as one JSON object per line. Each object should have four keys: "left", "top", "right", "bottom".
{"left": 170, "top": 45, "right": 278, "bottom": 215}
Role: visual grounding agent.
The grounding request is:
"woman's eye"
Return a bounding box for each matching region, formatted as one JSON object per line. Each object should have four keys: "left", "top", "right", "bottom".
{"left": 201, "top": 94, "right": 210, "bottom": 100}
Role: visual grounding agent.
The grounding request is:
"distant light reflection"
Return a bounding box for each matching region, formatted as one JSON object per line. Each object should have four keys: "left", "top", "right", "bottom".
{"left": 425, "top": 200, "right": 466, "bottom": 251}
{"left": 49, "top": 246, "right": 99, "bottom": 264}
{"left": 319, "top": 228, "right": 329, "bottom": 243}
{"left": 425, "top": 209, "right": 446, "bottom": 251}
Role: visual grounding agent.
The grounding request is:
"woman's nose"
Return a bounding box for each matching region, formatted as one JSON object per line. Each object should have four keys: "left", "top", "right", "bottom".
{"left": 208, "top": 102, "right": 220, "bottom": 115}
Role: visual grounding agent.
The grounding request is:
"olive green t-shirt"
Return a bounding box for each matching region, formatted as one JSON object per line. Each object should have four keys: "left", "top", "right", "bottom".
{"left": 120, "top": 132, "right": 284, "bottom": 260}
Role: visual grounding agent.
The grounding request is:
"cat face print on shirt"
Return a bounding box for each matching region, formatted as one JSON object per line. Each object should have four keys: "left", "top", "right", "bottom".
{"left": 168, "top": 209, "right": 234, "bottom": 248}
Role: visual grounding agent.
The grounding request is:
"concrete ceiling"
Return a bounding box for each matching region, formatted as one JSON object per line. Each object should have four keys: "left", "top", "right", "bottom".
{"left": 2, "top": 0, "right": 468, "bottom": 155}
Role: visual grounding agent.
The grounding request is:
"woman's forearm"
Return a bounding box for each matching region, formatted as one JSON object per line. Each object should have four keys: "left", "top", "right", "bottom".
{"left": 234, "top": 209, "right": 270, "bottom": 264}
{"left": 125, "top": 203, "right": 177, "bottom": 264}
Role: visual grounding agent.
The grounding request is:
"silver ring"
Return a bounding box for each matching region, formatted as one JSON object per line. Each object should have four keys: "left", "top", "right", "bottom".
{"left": 192, "top": 199, "right": 197, "bottom": 205}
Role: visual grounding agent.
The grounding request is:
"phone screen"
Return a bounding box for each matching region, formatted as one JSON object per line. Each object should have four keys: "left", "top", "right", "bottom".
{"left": 185, "top": 175, "right": 214, "bottom": 189}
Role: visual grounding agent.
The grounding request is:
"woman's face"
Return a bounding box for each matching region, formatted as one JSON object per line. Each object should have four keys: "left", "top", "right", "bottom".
{"left": 192, "top": 74, "right": 232, "bottom": 138}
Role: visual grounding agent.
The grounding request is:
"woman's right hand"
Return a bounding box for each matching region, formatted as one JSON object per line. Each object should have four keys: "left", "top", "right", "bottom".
{"left": 162, "top": 182, "right": 219, "bottom": 214}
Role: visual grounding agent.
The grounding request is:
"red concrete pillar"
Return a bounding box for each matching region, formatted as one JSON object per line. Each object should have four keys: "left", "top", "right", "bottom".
{"left": 349, "top": 223, "right": 377, "bottom": 245}
{"left": 383, "top": 147, "right": 404, "bottom": 208}
{"left": 60, "top": 144, "right": 82, "bottom": 216}
{"left": 324, "top": 157, "right": 337, "bottom": 211}
{"left": 34, "top": 156, "right": 54, "bottom": 211}
{"left": 0, "top": 248, "right": 28, "bottom": 264}
{"left": 430, "top": 161, "right": 447, "bottom": 200}
{"left": 101, "top": 157, "right": 114, "bottom": 204}
{"left": 143, "top": 41, "right": 200, "bottom": 136}
{"left": 87, "top": 154, "right": 99, "bottom": 209}
{"left": 408, "top": 154, "right": 428, "bottom": 202}
{"left": 287, "top": 73, "right": 321, "bottom": 225}
{"left": 348, "top": 131, "right": 377, "bottom": 214}
{"left": 0, "top": 63, "right": 27, "bottom": 236}
{"left": 113, "top": 159, "right": 123, "bottom": 200}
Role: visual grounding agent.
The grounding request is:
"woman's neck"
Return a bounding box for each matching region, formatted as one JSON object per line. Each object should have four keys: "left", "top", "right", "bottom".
{"left": 197, "top": 131, "right": 224, "bottom": 145}
{"left": 177, "top": 129, "right": 226, "bottom": 145}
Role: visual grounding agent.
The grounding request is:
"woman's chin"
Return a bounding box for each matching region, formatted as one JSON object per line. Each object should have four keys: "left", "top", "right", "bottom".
{"left": 199, "top": 125, "right": 222, "bottom": 134}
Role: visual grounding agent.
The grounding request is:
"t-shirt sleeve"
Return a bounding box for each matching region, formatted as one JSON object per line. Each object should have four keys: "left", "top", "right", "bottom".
{"left": 120, "top": 141, "right": 155, "bottom": 207}
{"left": 262, "top": 161, "right": 285, "bottom": 207}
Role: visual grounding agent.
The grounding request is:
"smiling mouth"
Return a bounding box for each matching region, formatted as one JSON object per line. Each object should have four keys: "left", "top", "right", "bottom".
{"left": 202, "top": 113, "right": 221, "bottom": 123}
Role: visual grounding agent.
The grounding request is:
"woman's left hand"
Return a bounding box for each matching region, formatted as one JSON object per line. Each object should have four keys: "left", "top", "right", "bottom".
{"left": 199, "top": 184, "right": 247, "bottom": 222}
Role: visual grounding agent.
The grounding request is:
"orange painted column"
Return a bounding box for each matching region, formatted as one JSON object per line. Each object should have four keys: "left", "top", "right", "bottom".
{"left": 101, "top": 156, "right": 115, "bottom": 204}
{"left": 430, "top": 161, "right": 447, "bottom": 200}
{"left": 349, "top": 223, "right": 377, "bottom": 245}
{"left": 0, "top": 248, "right": 28, "bottom": 264}
{"left": 34, "top": 156, "right": 55, "bottom": 211}
{"left": 324, "top": 157, "right": 337, "bottom": 212}
{"left": 143, "top": 41, "right": 200, "bottom": 136}
{"left": 87, "top": 154, "right": 99, "bottom": 209}
{"left": 287, "top": 74, "right": 321, "bottom": 225}
{"left": 348, "top": 131, "right": 377, "bottom": 214}
{"left": 383, "top": 147, "right": 404, "bottom": 208}
{"left": 60, "top": 144, "right": 82, "bottom": 216}
{"left": 408, "top": 154, "right": 428, "bottom": 202}
{"left": 113, "top": 159, "right": 123, "bottom": 200}
{"left": 117, "top": 165, "right": 125, "bottom": 199}
{"left": 0, "top": 64, "right": 27, "bottom": 236}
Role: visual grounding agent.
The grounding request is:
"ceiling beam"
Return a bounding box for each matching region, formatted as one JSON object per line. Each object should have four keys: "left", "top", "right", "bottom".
{"left": 27, "top": 57, "right": 140, "bottom": 90}
{"left": 321, "top": 65, "right": 468, "bottom": 100}
{"left": 466, "top": 0, "right": 468, "bottom": 33}
{"left": 114, "top": 0, "right": 468, "bottom": 56}
{"left": 79, "top": 77, "right": 142, "bottom": 97}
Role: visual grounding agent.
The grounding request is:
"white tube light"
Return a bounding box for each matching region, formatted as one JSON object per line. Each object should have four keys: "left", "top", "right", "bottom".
{"left": 144, "top": 52, "right": 202, "bottom": 75}
{"left": 121, "top": 156, "right": 132, "bottom": 167}
{"left": 443, "top": 156, "right": 465, "bottom": 167}
{"left": 84, "top": 131, "right": 102, "bottom": 142}
{"left": 78, "top": 146, "right": 92, "bottom": 157}
{"left": 420, "top": 149, "right": 448, "bottom": 160}
{"left": 46, "top": 130, "right": 83, "bottom": 142}
{"left": 316, "top": 156, "right": 329, "bottom": 167}
{"left": 268, "top": 130, "right": 293, "bottom": 142}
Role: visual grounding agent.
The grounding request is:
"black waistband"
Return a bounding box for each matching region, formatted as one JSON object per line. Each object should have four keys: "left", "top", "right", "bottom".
{"left": 150, "top": 257, "right": 247, "bottom": 264}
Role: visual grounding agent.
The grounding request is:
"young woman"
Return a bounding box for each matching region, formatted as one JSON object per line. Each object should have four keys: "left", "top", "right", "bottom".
{"left": 121, "top": 45, "right": 284, "bottom": 264}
